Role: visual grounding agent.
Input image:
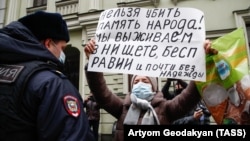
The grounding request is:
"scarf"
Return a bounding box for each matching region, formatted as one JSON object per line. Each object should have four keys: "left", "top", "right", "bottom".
{"left": 123, "top": 94, "right": 160, "bottom": 125}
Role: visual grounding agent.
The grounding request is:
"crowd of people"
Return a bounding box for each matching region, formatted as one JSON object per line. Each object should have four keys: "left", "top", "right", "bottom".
{"left": 1, "top": 9, "right": 244, "bottom": 141}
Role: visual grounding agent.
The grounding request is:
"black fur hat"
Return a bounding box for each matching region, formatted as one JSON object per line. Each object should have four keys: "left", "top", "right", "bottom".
{"left": 18, "top": 11, "right": 69, "bottom": 42}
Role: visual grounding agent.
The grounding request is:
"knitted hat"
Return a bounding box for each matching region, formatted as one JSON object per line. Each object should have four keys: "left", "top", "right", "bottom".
{"left": 18, "top": 11, "right": 69, "bottom": 42}
{"left": 131, "top": 75, "right": 158, "bottom": 92}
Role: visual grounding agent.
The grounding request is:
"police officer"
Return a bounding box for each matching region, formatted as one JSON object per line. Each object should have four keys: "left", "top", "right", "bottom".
{"left": 0, "top": 11, "right": 94, "bottom": 141}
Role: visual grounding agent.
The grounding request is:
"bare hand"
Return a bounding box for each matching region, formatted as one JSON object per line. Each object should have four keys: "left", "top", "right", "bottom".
{"left": 193, "top": 109, "right": 203, "bottom": 120}
{"left": 204, "top": 39, "right": 218, "bottom": 55}
{"left": 84, "top": 38, "right": 96, "bottom": 59}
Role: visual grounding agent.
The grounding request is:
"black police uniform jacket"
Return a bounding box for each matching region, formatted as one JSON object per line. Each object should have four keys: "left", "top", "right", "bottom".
{"left": 0, "top": 21, "right": 94, "bottom": 141}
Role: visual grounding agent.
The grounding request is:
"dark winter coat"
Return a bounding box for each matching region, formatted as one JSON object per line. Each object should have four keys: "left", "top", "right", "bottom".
{"left": 85, "top": 67, "right": 201, "bottom": 141}
{"left": 0, "top": 21, "right": 94, "bottom": 141}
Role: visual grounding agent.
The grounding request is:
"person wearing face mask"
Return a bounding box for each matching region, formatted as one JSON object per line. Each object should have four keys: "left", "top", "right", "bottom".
{"left": 50, "top": 40, "right": 66, "bottom": 64}
{"left": 0, "top": 11, "right": 94, "bottom": 141}
{"left": 84, "top": 39, "right": 217, "bottom": 141}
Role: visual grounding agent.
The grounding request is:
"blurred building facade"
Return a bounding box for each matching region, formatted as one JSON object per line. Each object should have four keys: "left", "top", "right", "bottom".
{"left": 1, "top": 0, "right": 250, "bottom": 140}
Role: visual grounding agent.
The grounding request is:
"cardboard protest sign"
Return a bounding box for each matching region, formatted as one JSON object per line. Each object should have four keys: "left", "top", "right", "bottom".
{"left": 196, "top": 28, "right": 250, "bottom": 124}
{"left": 88, "top": 7, "right": 206, "bottom": 81}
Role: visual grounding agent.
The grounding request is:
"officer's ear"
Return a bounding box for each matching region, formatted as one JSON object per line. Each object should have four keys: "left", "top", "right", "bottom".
{"left": 43, "top": 38, "right": 53, "bottom": 48}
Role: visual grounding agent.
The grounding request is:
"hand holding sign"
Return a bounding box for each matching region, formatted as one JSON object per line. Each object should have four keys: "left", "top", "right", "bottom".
{"left": 84, "top": 39, "right": 96, "bottom": 59}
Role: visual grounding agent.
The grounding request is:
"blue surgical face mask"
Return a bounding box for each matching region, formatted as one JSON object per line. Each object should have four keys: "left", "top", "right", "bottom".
{"left": 132, "top": 82, "right": 154, "bottom": 100}
{"left": 51, "top": 41, "right": 66, "bottom": 64}
{"left": 59, "top": 51, "right": 66, "bottom": 64}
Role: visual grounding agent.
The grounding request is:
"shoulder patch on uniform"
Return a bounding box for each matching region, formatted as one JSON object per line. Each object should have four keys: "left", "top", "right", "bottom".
{"left": 63, "top": 95, "right": 81, "bottom": 117}
{"left": 0, "top": 64, "right": 24, "bottom": 83}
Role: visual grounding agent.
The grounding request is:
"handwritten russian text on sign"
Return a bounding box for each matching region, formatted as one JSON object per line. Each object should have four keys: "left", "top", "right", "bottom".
{"left": 88, "top": 7, "right": 206, "bottom": 81}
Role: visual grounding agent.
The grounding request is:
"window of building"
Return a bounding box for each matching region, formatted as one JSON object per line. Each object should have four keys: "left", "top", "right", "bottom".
{"left": 0, "top": 0, "right": 6, "bottom": 28}
{"left": 33, "top": 0, "right": 47, "bottom": 7}
{"left": 246, "top": 23, "right": 250, "bottom": 47}
{"left": 63, "top": 45, "right": 80, "bottom": 90}
{"left": 233, "top": 6, "right": 250, "bottom": 49}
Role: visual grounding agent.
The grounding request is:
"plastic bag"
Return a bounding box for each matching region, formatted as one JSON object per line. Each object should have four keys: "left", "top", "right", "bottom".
{"left": 196, "top": 28, "right": 250, "bottom": 124}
